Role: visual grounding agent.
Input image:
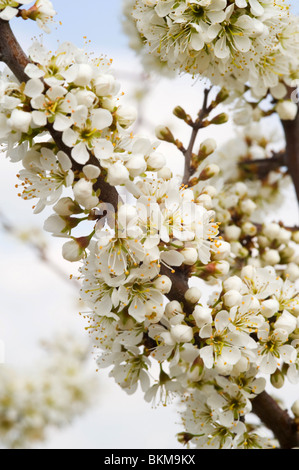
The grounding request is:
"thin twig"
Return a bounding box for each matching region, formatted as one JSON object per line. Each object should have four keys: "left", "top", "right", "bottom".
{"left": 182, "top": 87, "right": 213, "bottom": 185}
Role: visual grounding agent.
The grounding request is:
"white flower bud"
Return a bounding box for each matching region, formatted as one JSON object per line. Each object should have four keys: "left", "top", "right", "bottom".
{"left": 223, "top": 289, "right": 243, "bottom": 308}
{"left": 262, "top": 249, "right": 280, "bottom": 266}
{"left": 230, "top": 241, "right": 243, "bottom": 256}
{"left": 62, "top": 240, "right": 84, "bottom": 262}
{"left": 258, "top": 235, "right": 270, "bottom": 248}
{"left": 8, "top": 109, "right": 32, "bottom": 133}
{"left": 200, "top": 138, "right": 217, "bottom": 156}
{"left": 73, "top": 179, "right": 99, "bottom": 210}
{"left": 73, "top": 64, "right": 93, "bottom": 87}
{"left": 107, "top": 162, "right": 129, "bottom": 186}
{"left": 146, "top": 152, "right": 166, "bottom": 171}
{"left": 291, "top": 400, "right": 299, "bottom": 418}
{"left": 223, "top": 275, "right": 243, "bottom": 292}
{"left": 157, "top": 167, "right": 172, "bottom": 180}
{"left": 292, "top": 231, "right": 299, "bottom": 244}
{"left": 193, "top": 306, "right": 212, "bottom": 328}
{"left": 224, "top": 225, "right": 242, "bottom": 241}
{"left": 261, "top": 298, "right": 279, "bottom": 318}
{"left": 200, "top": 163, "right": 220, "bottom": 180}
{"left": 181, "top": 247, "right": 198, "bottom": 266}
{"left": 213, "top": 241, "right": 231, "bottom": 260}
{"left": 285, "top": 263, "right": 299, "bottom": 282}
{"left": 215, "top": 260, "right": 230, "bottom": 275}
{"left": 53, "top": 197, "right": 80, "bottom": 216}
{"left": 44, "top": 215, "right": 66, "bottom": 235}
{"left": 196, "top": 193, "right": 213, "bottom": 210}
{"left": 75, "top": 89, "right": 96, "bottom": 107}
{"left": 126, "top": 155, "right": 147, "bottom": 177}
{"left": 241, "top": 265, "right": 255, "bottom": 280}
{"left": 274, "top": 310, "right": 297, "bottom": 335}
{"left": 234, "top": 182, "right": 248, "bottom": 198}
{"left": 202, "top": 185, "right": 218, "bottom": 197}
{"left": 263, "top": 223, "right": 281, "bottom": 240}
{"left": 240, "top": 198, "right": 257, "bottom": 215}
{"left": 171, "top": 324, "right": 193, "bottom": 343}
{"left": 185, "top": 287, "right": 202, "bottom": 304}
{"left": 165, "top": 301, "right": 183, "bottom": 317}
{"left": 83, "top": 164, "right": 101, "bottom": 180}
{"left": 277, "top": 227, "right": 292, "bottom": 244}
{"left": 276, "top": 101, "right": 298, "bottom": 121}
{"left": 116, "top": 104, "right": 137, "bottom": 128}
{"left": 242, "top": 222, "right": 257, "bottom": 236}
{"left": 154, "top": 275, "right": 172, "bottom": 294}
{"left": 94, "top": 74, "right": 118, "bottom": 96}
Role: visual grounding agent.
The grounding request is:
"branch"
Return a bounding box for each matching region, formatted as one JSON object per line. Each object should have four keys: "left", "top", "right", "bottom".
{"left": 281, "top": 104, "right": 299, "bottom": 205}
{"left": 0, "top": 19, "right": 120, "bottom": 211}
{"left": 182, "top": 87, "right": 213, "bottom": 185}
{"left": 252, "top": 391, "right": 299, "bottom": 449}
{"left": 239, "top": 151, "right": 286, "bottom": 179}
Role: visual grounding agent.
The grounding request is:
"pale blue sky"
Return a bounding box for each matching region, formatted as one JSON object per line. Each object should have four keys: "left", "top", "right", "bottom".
{"left": 9, "top": 0, "right": 299, "bottom": 58}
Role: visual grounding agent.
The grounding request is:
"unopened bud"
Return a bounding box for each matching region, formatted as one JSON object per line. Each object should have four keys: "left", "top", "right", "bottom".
{"left": 165, "top": 301, "right": 183, "bottom": 318}
{"left": 291, "top": 400, "right": 299, "bottom": 418}
{"left": 199, "top": 138, "right": 217, "bottom": 157}
{"left": 193, "top": 306, "right": 212, "bottom": 328}
{"left": 173, "top": 106, "right": 191, "bottom": 124}
{"left": 199, "top": 164, "right": 220, "bottom": 181}
{"left": 223, "top": 289, "right": 243, "bottom": 308}
{"left": 182, "top": 247, "right": 198, "bottom": 266}
{"left": 53, "top": 197, "right": 82, "bottom": 216}
{"left": 209, "top": 113, "right": 229, "bottom": 126}
{"left": 270, "top": 369, "right": 285, "bottom": 389}
{"left": 154, "top": 275, "right": 172, "bottom": 294}
{"left": 62, "top": 236, "right": 90, "bottom": 262}
{"left": 223, "top": 275, "right": 243, "bottom": 292}
{"left": 171, "top": 324, "right": 194, "bottom": 343}
{"left": 215, "top": 87, "right": 229, "bottom": 103}
{"left": 155, "top": 125, "right": 175, "bottom": 143}
{"left": 185, "top": 287, "right": 202, "bottom": 304}
{"left": 276, "top": 100, "right": 298, "bottom": 121}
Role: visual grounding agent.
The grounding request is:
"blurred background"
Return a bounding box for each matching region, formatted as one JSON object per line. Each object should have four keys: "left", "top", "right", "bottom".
{"left": 0, "top": 0, "right": 299, "bottom": 449}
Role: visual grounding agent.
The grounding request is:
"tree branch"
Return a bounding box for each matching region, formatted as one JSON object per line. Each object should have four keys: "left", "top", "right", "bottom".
{"left": 182, "top": 87, "right": 213, "bottom": 185}
{"left": 281, "top": 103, "right": 299, "bottom": 204}
{"left": 0, "top": 19, "right": 120, "bottom": 210}
{"left": 252, "top": 391, "right": 299, "bottom": 449}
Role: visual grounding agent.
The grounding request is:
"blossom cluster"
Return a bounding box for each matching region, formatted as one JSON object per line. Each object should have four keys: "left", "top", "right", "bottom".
{"left": 0, "top": 334, "right": 98, "bottom": 449}
{"left": 1, "top": 0, "right": 299, "bottom": 450}
{"left": 128, "top": 0, "right": 299, "bottom": 103}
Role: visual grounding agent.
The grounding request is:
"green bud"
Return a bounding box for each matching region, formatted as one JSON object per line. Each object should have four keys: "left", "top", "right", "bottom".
{"left": 155, "top": 125, "right": 175, "bottom": 143}
{"left": 215, "top": 88, "right": 229, "bottom": 104}
{"left": 270, "top": 369, "right": 285, "bottom": 389}
{"left": 209, "top": 113, "right": 229, "bottom": 125}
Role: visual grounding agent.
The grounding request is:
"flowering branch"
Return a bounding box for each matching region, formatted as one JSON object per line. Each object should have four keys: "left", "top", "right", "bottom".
{"left": 0, "top": 19, "right": 120, "bottom": 210}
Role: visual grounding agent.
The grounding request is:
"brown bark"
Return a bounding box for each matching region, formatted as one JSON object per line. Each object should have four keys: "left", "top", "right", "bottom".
{"left": 252, "top": 392, "right": 299, "bottom": 449}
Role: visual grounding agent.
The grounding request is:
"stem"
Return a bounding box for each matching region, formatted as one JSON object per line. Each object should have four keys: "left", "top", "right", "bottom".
{"left": 282, "top": 105, "right": 299, "bottom": 205}
{"left": 252, "top": 391, "right": 299, "bottom": 449}
{"left": 182, "top": 87, "right": 212, "bottom": 185}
